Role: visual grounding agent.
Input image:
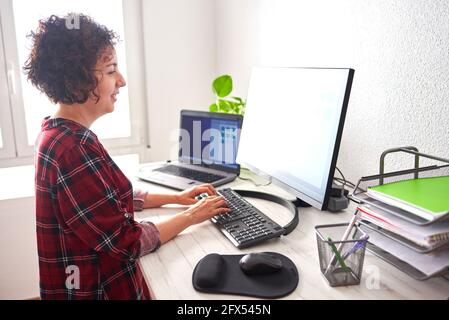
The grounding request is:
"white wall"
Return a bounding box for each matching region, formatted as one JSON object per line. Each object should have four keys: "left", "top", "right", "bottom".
{"left": 215, "top": 0, "right": 261, "bottom": 99}
{"left": 142, "top": 0, "right": 216, "bottom": 162}
{"left": 215, "top": 0, "right": 449, "bottom": 183}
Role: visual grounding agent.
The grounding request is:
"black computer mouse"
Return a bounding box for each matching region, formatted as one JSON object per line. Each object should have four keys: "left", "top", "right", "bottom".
{"left": 239, "top": 252, "right": 283, "bottom": 275}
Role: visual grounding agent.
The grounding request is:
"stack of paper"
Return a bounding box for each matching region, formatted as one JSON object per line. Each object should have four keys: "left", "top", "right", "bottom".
{"left": 358, "top": 204, "right": 449, "bottom": 249}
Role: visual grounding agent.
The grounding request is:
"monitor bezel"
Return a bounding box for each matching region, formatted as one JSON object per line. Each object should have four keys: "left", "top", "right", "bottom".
{"left": 178, "top": 109, "right": 243, "bottom": 174}
{"left": 238, "top": 67, "right": 355, "bottom": 210}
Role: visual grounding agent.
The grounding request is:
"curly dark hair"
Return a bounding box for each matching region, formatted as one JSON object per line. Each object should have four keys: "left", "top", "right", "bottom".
{"left": 23, "top": 13, "right": 119, "bottom": 104}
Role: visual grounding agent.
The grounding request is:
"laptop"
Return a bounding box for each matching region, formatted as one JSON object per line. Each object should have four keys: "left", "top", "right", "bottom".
{"left": 138, "top": 109, "right": 243, "bottom": 190}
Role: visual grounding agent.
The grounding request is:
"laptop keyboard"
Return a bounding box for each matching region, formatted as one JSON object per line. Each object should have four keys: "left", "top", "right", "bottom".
{"left": 211, "top": 188, "right": 285, "bottom": 248}
{"left": 154, "top": 165, "right": 226, "bottom": 183}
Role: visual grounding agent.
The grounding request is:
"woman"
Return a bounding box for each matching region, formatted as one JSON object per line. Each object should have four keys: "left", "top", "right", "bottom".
{"left": 25, "top": 13, "right": 230, "bottom": 300}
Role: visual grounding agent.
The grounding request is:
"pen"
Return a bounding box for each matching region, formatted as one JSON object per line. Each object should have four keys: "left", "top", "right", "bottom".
{"left": 326, "top": 237, "right": 348, "bottom": 270}
{"left": 342, "top": 235, "right": 369, "bottom": 261}
{"left": 324, "top": 212, "right": 359, "bottom": 274}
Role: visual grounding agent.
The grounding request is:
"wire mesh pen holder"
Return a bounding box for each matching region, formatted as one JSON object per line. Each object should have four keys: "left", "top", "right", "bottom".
{"left": 315, "top": 223, "right": 368, "bottom": 287}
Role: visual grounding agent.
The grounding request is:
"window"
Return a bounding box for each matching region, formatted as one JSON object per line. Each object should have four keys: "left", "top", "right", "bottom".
{"left": 0, "top": 0, "right": 148, "bottom": 168}
{"left": 0, "top": 153, "right": 139, "bottom": 201}
{"left": 0, "top": 24, "right": 16, "bottom": 160}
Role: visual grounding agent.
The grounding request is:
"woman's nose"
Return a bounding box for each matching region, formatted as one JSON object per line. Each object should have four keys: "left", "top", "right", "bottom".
{"left": 117, "top": 72, "right": 126, "bottom": 87}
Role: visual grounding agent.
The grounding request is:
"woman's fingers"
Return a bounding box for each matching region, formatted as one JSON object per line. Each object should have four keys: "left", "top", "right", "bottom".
{"left": 187, "top": 195, "right": 230, "bottom": 224}
{"left": 192, "top": 186, "right": 210, "bottom": 197}
{"left": 213, "top": 207, "right": 231, "bottom": 215}
{"left": 195, "top": 183, "right": 217, "bottom": 196}
{"left": 204, "top": 195, "right": 221, "bottom": 202}
{"left": 205, "top": 196, "right": 228, "bottom": 207}
{"left": 214, "top": 199, "right": 228, "bottom": 208}
{"left": 202, "top": 183, "right": 217, "bottom": 196}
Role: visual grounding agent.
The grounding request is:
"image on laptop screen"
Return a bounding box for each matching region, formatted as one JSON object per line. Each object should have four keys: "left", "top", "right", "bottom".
{"left": 179, "top": 111, "right": 242, "bottom": 170}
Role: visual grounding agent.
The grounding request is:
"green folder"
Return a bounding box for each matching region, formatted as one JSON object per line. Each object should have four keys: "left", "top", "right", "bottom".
{"left": 367, "top": 176, "right": 449, "bottom": 221}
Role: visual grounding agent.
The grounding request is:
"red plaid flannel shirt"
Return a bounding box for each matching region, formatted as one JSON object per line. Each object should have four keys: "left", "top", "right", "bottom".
{"left": 35, "top": 117, "right": 160, "bottom": 300}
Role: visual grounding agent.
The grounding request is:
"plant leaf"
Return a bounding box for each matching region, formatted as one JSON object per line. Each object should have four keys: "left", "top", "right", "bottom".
{"left": 209, "top": 103, "right": 218, "bottom": 112}
{"left": 223, "top": 99, "right": 241, "bottom": 114}
{"left": 217, "top": 99, "right": 232, "bottom": 112}
{"left": 231, "top": 96, "right": 243, "bottom": 104}
{"left": 212, "top": 75, "right": 233, "bottom": 98}
{"left": 227, "top": 101, "right": 238, "bottom": 113}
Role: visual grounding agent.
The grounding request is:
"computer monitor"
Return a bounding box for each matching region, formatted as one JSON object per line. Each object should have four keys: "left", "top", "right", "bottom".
{"left": 236, "top": 67, "right": 354, "bottom": 210}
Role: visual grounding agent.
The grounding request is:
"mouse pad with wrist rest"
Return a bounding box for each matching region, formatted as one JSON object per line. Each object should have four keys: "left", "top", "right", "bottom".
{"left": 192, "top": 252, "right": 299, "bottom": 298}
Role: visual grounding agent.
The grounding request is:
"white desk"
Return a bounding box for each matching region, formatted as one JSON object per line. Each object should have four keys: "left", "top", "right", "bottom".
{"left": 133, "top": 172, "right": 449, "bottom": 300}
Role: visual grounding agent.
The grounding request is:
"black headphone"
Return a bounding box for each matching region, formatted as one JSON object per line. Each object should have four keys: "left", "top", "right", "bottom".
{"left": 232, "top": 189, "right": 299, "bottom": 235}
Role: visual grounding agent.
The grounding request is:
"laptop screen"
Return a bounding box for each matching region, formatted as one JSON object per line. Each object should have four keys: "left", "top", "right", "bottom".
{"left": 179, "top": 110, "right": 243, "bottom": 170}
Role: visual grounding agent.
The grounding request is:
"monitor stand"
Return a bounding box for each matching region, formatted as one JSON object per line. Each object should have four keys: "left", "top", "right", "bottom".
{"left": 293, "top": 198, "right": 311, "bottom": 208}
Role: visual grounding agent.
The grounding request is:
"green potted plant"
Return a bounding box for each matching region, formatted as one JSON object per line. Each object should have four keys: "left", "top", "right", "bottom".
{"left": 209, "top": 75, "right": 246, "bottom": 116}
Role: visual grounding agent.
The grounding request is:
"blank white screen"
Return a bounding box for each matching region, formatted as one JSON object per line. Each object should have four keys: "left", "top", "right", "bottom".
{"left": 237, "top": 67, "right": 350, "bottom": 205}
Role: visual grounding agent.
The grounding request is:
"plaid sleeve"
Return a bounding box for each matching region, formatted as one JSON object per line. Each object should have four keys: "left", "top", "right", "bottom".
{"left": 133, "top": 189, "right": 148, "bottom": 211}
{"left": 139, "top": 221, "right": 161, "bottom": 256}
{"left": 56, "top": 144, "right": 160, "bottom": 262}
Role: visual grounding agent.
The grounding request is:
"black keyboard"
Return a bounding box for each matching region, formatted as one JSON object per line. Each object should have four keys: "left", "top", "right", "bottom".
{"left": 154, "top": 165, "right": 226, "bottom": 183}
{"left": 212, "top": 188, "right": 285, "bottom": 248}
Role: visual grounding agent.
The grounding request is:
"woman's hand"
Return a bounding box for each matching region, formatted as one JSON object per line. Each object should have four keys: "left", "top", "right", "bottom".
{"left": 142, "top": 184, "right": 217, "bottom": 208}
{"left": 176, "top": 184, "right": 218, "bottom": 205}
{"left": 155, "top": 194, "right": 230, "bottom": 244}
{"left": 183, "top": 195, "right": 230, "bottom": 226}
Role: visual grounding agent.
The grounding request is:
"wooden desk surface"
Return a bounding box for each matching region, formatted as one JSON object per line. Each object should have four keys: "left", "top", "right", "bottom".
{"left": 133, "top": 174, "right": 449, "bottom": 300}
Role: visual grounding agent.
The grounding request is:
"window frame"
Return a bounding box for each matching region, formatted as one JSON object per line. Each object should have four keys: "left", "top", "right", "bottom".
{"left": 0, "top": 13, "right": 17, "bottom": 160}
{"left": 0, "top": 0, "right": 148, "bottom": 168}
